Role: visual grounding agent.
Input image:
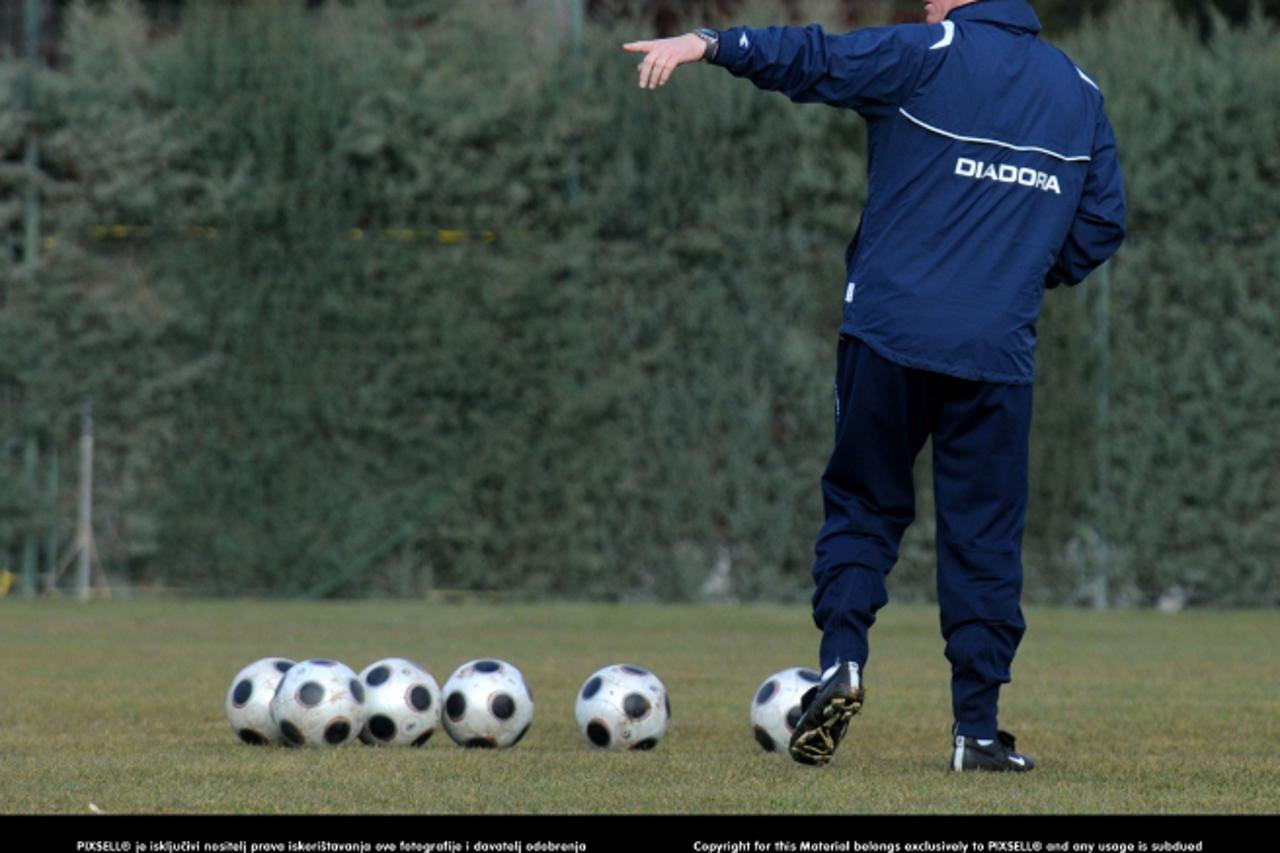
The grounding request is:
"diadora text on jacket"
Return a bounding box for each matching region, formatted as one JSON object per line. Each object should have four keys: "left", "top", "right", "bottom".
{"left": 712, "top": 0, "right": 1126, "bottom": 383}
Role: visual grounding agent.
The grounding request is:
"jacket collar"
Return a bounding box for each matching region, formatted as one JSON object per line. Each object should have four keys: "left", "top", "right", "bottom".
{"left": 948, "top": 0, "right": 1042, "bottom": 35}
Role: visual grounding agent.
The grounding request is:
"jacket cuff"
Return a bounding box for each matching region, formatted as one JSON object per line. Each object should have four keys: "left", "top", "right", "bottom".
{"left": 709, "top": 27, "right": 750, "bottom": 72}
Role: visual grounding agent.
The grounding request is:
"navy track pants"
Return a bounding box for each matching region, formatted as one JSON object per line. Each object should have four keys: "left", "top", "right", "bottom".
{"left": 811, "top": 335, "right": 1032, "bottom": 740}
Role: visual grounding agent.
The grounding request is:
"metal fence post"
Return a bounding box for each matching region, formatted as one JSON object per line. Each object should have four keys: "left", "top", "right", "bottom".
{"left": 23, "top": 0, "right": 41, "bottom": 275}
{"left": 1094, "top": 261, "right": 1111, "bottom": 608}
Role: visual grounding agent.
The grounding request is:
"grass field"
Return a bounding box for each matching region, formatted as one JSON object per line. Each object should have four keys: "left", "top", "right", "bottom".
{"left": 0, "top": 600, "right": 1276, "bottom": 814}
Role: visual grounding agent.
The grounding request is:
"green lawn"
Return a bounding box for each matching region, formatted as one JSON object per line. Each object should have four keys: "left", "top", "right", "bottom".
{"left": 0, "top": 600, "right": 1275, "bottom": 814}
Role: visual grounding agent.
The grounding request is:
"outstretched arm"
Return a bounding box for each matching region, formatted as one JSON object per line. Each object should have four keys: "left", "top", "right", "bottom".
{"left": 622, "top": 34, "right": 707, "bottom": 90}
{"left": 624, "top": 25, "right": 936, "bottom": 117}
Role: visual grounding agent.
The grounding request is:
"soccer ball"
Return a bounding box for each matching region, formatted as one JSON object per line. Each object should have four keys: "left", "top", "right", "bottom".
{"left": 749, "top": 666, "right": 822, "bottom": 753}
{"left": 440, "top": 659, "right": 534, "bottom": 748}
{"left": 225, "top": 657, "right": 295, "bottom": 745}
{"left": 574, "top": 663, "right": 670, "bottom": 751}
{"left": 268, "top": 658, "right": 367, "bottom": 747}
{"left": 357, "top": 657, "right": 442, "bottom": 747}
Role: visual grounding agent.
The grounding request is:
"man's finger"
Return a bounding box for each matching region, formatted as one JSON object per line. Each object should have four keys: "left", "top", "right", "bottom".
{"left": 653, "top": 58, "right": 672, "bottom": 89}
{"left": 644, "top": 56, "right": 663, "bottom": 89}
{"left": 657, "top": 60, "right": 675, "bottom": 88}
{"left": 637, "top": 57, "right": 653, "bottom": 88}
{"left": 622, "top": 41, "right": 652, "bottom": 53}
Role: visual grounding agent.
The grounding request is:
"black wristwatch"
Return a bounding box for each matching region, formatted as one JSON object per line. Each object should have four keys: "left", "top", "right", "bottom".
{"left": 692, "top": 28, "right": 719, "bottom": 62}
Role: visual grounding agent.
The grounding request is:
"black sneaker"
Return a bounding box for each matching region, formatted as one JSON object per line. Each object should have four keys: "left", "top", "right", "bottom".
{"left": 951, "top": 729, "right": 1035, "bottom": 772}
{"left": 788, "top": 661, "right": 863, "bottom": 766}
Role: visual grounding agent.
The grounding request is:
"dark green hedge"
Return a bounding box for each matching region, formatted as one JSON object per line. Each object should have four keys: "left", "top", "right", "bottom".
{"left": 1, "top": 0, "right": 1276, "bottom": 604}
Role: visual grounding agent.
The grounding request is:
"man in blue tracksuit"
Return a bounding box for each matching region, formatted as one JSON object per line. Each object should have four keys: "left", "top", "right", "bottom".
{"left": 625, "top": 0, "right": 1125, "bottom": 771}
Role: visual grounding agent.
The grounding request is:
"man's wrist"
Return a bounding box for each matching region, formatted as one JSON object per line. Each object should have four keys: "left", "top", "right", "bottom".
{"left": 692, "top": 28, "right": 719, "bottom": 63}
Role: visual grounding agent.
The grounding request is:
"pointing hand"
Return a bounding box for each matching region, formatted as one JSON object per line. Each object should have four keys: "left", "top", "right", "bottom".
{"left": 622, "top": 34, "right": 707, "bottom": 90}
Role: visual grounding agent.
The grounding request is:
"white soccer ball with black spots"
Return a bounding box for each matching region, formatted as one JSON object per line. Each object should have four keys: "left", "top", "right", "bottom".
{"left": 268, "top": 658, "right": 367, "bottom": 747}
{"left": 441, "top": 659, "right": 534, "bottom": 748}
{"left": 574, "top": 663, "right": 670, "bottom": 751}
{"left": 225, "top": 657, "right": 295, "bottom": 745}
{"left": 749, "top": 666, "right": 822, "bottom": 754}
{"left": 357, "top": 657, "right": 442, "bottom": 747}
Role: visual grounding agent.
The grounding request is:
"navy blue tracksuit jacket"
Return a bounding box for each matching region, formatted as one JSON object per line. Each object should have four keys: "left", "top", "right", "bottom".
{"left": 711, "top": 0, "right": 1126, "bottom": 384}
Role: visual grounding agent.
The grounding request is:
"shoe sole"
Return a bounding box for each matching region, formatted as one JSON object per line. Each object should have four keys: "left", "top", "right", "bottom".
{"left": 788, "top": 690, "right": 863, "bottom": 766}
{"left": 953, "top": 759, "right": 1035, "bottom": 772}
